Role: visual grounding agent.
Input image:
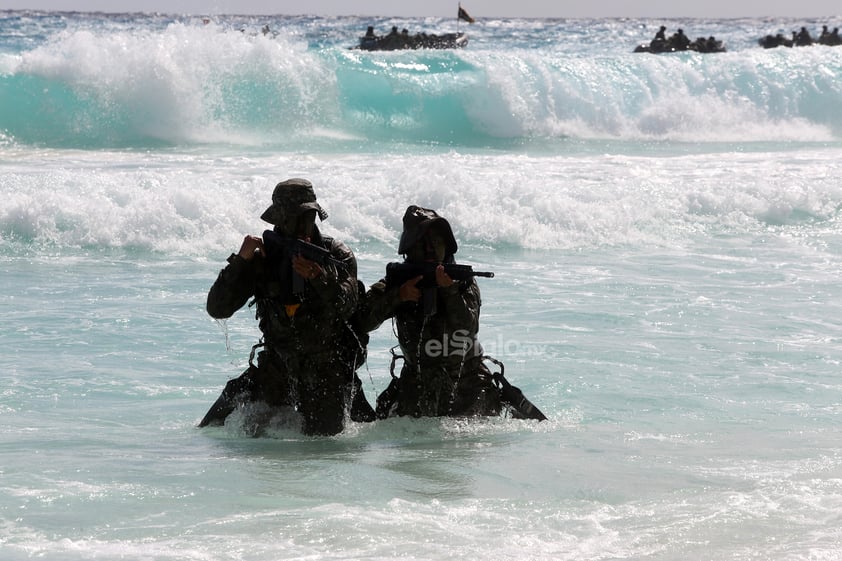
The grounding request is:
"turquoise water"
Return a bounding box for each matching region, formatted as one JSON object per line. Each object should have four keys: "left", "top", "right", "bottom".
{"left": 1, "top": 10, "right": 842, "bottom": 560}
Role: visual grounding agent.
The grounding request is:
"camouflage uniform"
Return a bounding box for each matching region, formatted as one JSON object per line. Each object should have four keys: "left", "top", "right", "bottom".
{"left": 360, "top": 206, "right": 501, "bottom": 418}
{"left": 199, "top": 179, "right": 374, "bottom": 435}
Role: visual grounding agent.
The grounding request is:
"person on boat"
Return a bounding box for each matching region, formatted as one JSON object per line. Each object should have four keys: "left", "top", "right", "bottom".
{"left": 669, "top": 28, "right": 691, "bottom": 50}
{"left": 795, "top": 26, "right": 814, "bottom": 46}
{"left": 759, "top": 33, "right": 791, "bottom": 49}
{"left": 818, "top": 25, "right": 830, "bottom": 44}
{"left": 358, "top": 205, "right": 545, "bottom": 421}
{"left": 380, "top": 26, "right": 402, "bottom": 49}
{"left": 649, "top": 25, "right": 667, "bottom": 52}
{"left": 654, "top": 25, "right": 667, "bottom": 41}
{"left": 198, "top": 178, "right": 375, "bottom": 435}
{"left": 690, "top": 36, "right": 723, "bottom": 53}
{"left": 818, "top": 25, "right": 841, "bottom": 46}
{"left": 707, "top": 36, "right": 724, "bottom": 52}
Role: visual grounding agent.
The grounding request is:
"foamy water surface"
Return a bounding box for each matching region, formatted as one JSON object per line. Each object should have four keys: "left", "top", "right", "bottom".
{"left": 2, "top": 10, "right": 842, "bottom": 560}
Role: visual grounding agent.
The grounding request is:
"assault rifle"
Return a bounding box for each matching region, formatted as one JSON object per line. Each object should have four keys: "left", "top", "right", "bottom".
{"left": 384, "top": 261, "right": 494, "bottom": 315}
{"left": 262, "top": 230, "right": 346, "bottom": 295}
{"left": 384, "top": 262, "right": 494, "bottom": 289}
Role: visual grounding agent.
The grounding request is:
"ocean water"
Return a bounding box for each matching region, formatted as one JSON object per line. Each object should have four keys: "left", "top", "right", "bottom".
{"left": 2, "top": 9, "right": 842, "bottom": 560}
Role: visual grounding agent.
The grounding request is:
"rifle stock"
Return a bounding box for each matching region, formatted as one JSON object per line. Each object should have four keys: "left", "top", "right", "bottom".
{"left": 484, "top": 357, "right": 547, "bottom": 421}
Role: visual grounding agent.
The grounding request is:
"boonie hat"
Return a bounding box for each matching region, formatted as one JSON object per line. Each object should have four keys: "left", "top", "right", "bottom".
{"left": 397, "top": 205, "right": 458, "bottom": 255}
{"left": 260, "top": 178, "right": 328, "bottom": 225}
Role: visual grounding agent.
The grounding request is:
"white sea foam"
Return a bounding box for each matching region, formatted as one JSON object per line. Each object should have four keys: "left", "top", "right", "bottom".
{"left": 2, "top": 147, "right": 841, "bottom": 255}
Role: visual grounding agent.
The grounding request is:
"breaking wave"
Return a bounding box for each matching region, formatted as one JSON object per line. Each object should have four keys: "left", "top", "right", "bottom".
{"left": 1, "top": 16, "right": 842, "bottom": 149}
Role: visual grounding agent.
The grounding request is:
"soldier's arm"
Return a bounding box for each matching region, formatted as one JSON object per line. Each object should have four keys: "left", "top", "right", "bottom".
{"left": 206, "top": 253, "right": 256, "bottom": 319}
{"left": 356, "top": 278, "right": 403, "bottom": 333}
{"left": 308, "top": 239, "right": 358, "bottom": 320}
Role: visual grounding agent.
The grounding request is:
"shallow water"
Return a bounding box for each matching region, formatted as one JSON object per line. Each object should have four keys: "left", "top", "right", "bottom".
{"left": 2, "top": 10, "right": 842, "bottom": 560}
